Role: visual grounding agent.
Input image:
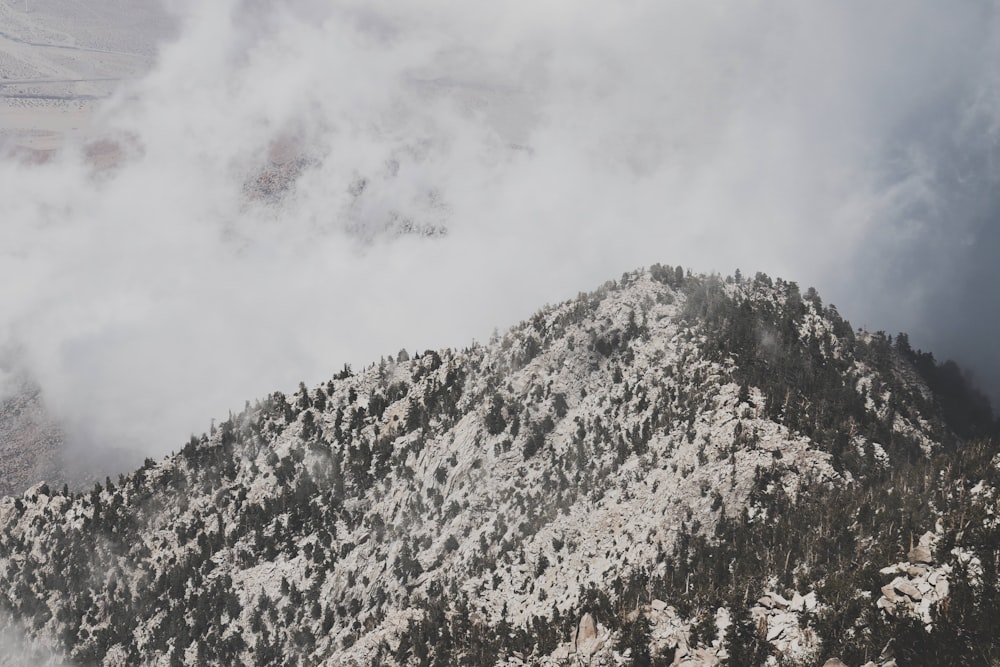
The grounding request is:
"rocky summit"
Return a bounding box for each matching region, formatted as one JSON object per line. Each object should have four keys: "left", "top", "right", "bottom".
{"left": 0, "top": 266, "right": 997, "bottom": 666}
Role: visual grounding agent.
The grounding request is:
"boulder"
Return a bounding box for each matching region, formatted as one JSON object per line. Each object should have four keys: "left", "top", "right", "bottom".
{"left": 714, "top": 607, "right": 732, "bottom": 637}
{"left": 893, "top": 579, "right": 922, "bottom": 601}
{"left": 674, "top": 642, "right": 689, "bottom": 660}
{"left": 651, "top": 599, "right": 668, "bottom": 612}
{"left": 674, "top": 647, "right": 721, "bottom": 667}
{"left": 935, "top": 577, "right": 950, "bottom": 599}
{"left": 574, "top": 613, "right": 597, "bottom": 652}
{"left": 770, "top": 593, "right": 791, "bottom": 609}
{"left": 822, "top": 659, "right": 849, "bottom": 667}
{"left": 908, "top": 545, "right": 933, "bottom": 564}
{"left": 692, "top": 647, "right": 721, "bottom": 666}
{"left": 756, "top": 595, "right": 776, "bottom": 609}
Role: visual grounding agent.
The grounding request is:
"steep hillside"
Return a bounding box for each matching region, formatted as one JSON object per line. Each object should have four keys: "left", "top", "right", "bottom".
{"left": 0, "top": 267, "right": 996, "bottom": 666}
{"left": 0, "top": 374, "right": 67, "bottom": 497}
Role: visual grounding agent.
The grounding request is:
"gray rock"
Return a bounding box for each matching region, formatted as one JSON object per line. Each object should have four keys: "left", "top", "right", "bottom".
{"left": 769, "top": 593, "right": 791, "bottom": 609}
{"left": 877, "top": 597, "right": 896, "bottom": 614}
{"left": 893, "top": 580, "right": 922, "bottom": 600}
{"left": 675, "top": 647, "right": 721, "bottom": 667}
{"left": 574, "top": 612, "right": 597, "bottom": 651}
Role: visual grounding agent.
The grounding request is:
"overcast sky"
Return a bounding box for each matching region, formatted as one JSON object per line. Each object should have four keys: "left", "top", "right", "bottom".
{"left": 1, "top": 0, "right": 999, "bottom": 466}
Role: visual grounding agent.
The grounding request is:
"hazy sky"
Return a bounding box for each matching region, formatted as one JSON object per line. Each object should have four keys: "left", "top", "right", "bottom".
{"left": 1, "top": 0, "right": 999, "bottom": 466}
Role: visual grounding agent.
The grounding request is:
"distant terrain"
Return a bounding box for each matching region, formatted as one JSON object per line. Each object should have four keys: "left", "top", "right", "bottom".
{"left": 0, "top": 0, "right": 173, "bottom": 153}
{"left": 0, "top": 373, "right": 64, "bottom": 496}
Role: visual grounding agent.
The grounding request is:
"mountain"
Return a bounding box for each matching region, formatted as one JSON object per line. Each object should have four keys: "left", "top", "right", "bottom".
{"left": 0, "top": 374, "right": 68, "bottom": 497}
{"left": 0, "top": 370, "right": 115, "bottom": 498}
{"left": 0, "top": 266, "right": 997, "bottom": 666}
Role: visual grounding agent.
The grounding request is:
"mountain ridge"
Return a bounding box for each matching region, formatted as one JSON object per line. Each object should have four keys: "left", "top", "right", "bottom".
{"left": 0, "top": 266, "right": 996, "bottom": 666}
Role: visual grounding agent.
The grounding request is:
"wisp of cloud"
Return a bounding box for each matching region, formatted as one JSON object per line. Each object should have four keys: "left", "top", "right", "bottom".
{"left": 1, "top": 0, "right": 999, "bottom": 471}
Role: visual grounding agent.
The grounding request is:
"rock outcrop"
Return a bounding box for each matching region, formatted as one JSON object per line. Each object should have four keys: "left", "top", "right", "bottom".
{"left": 876, "top": 531, "right": 951, "bottom": 627}
{"left": 750, "top": 590, "right": 821, "bottom": 664}
{"left": 573, "top": 613, "right": 598, "bottom": 653}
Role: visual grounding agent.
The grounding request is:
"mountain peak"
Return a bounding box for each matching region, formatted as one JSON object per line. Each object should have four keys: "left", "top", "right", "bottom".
{"left": 0, "top": 265, "right": 996, "bottom": 665}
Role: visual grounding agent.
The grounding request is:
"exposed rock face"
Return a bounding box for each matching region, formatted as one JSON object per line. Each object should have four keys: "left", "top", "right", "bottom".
{"left": 750, "top": 590, "right": 822, "bottom": 664}
{"left": 893, "top": 580, "right": 922, "bottom": 600}
{"left": 907, "top": 545, "right": 933, "bottom": 564}
{"left": 672, "top": 646, "right": 721, "bottom": 666}
{"left": 574, "top": 613, "right": 597, "bottom": 651}
{"left": 877, "top": 530, "right": 951, "bottom": 626}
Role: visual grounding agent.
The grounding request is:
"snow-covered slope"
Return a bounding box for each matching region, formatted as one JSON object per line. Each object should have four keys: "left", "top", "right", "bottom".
{"left": 0, "top": 267, "right": 995, "bottom": 666}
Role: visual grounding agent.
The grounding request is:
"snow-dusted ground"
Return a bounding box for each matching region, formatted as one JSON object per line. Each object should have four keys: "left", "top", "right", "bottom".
{"left": 0, "top": 270, "right": 963, "bottom": 665}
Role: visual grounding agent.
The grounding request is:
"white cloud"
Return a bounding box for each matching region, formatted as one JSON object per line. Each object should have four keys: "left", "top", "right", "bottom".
{"left": 2, "top": 0, "right": 999, "bottom": 467}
